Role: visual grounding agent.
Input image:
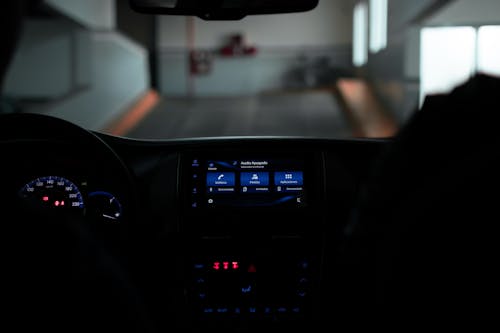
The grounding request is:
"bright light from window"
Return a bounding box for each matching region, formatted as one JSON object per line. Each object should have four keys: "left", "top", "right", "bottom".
{"left": 477, "top": 26, "right": 500, "bottom": 77}
{"left": 353, "top": 2, "right": 368, "bottom": 67}
{"left": 420, "top": 27, "right": 476, "bottom": 106}
{"left": 369, "top": 0, "right": 388, "bottom": 53}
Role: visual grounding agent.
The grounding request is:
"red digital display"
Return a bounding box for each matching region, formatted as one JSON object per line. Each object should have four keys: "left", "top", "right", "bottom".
{"left": 212, "top": 261, "right": 240, "bottom": 271}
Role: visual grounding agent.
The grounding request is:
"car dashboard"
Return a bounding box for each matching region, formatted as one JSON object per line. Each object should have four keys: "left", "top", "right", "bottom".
{"left": 0, "top": 113, "right": 388, "bottom": 331}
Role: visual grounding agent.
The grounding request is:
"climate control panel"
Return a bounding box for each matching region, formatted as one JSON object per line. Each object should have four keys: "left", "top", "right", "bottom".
{"left": 188, "top": 254, "right": 314, "bottom": 321}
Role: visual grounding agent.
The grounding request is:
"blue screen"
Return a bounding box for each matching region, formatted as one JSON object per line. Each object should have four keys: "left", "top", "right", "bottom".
{"left": 190, "top": 158, "right": 307, "bottom": 208}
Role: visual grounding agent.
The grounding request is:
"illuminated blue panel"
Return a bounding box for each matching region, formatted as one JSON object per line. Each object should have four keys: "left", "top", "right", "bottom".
{"left": 240, "top": 172, "right": 269, "bottom": 186}
{"left": 274, "top": 172, "right": 303, "bottom": 186}
{"left": 206, "top": 172, "right": 235, "bottom": 187}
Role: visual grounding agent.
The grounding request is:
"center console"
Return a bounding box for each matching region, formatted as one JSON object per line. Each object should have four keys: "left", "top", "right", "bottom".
{"left": 180, "top": 150, "right": 325, "bottom": 326}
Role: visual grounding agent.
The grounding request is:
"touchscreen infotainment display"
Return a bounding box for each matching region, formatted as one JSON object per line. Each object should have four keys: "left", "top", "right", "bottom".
{"left": 188, "top": 157, "right": 307, "bottom": 208}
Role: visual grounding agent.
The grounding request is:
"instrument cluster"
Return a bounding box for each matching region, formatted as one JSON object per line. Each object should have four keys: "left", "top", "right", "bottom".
{"left": 19, "top": 175, "right": 124, "bottom": 224}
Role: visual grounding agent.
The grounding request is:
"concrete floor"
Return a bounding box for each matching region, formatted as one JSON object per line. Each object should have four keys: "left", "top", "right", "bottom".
{"left": 125, "top": 91, "right": 352, "bottom": 140}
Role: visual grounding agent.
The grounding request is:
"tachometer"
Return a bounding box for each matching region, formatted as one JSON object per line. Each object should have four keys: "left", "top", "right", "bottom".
{"left": 19, "top": 176, "right": 85, "bottom": 211}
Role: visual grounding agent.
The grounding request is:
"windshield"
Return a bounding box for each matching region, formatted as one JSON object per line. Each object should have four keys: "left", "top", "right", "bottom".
{"left": 2, "top": 0, "right": 500, "bottom": 140}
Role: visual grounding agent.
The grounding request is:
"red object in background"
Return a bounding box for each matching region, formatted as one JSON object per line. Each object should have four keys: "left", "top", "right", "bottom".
{"left": 219, "top": 33, "right": 257, "bottom": 57}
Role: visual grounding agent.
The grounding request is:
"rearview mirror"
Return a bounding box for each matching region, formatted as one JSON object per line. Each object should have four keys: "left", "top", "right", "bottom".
{"left": 129, "top": 0, "right": 319, "bottom": 20}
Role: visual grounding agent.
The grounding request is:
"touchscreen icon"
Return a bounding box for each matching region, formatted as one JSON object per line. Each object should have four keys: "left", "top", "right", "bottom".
{"left": 240, "top": 172, "right": 269, "bottom": 186}
{"left": 207, "top": 172, "right": 235, "bottom": 187}
{"left": 275, "top": 172, "right": 303, "bottom": 186}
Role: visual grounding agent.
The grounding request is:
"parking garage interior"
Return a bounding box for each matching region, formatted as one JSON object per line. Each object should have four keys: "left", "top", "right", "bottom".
{"left": 2, "top": 0, "right": 500, "bottom": 140}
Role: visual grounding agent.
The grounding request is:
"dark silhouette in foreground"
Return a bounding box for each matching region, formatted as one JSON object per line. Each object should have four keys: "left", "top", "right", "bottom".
{"left": 341, "top": 74, "right": 500, "bottom": 322}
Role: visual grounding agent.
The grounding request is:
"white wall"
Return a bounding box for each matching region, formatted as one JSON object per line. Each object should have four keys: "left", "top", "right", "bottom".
{"left": 419, "top": 27, "right": 477, "bottom": 103}
{"left": 47, "top": 32, "right": 149, "bottom": 130}
{"left": 45, "top": 0, "right": 116, "bottom": 30}
{"left": 477, "top": 26, "right": 500, "bottom": 76}
{"left": 366, "top": 0, "right": 449, "bottom": 123}
{"left": 387, "top": 0, "right": 437, "bottom": 36}
{"left": 425, "top": 0, "right": 500, "bottom": 26}
{"left": 4, "top": 19, "right": 86, "bottom": 99}
{"left": 158, "top": 1, "right": 352, "bottom": 49}
{"left": 157, "top": 0, "right": 353, "bottom": 96}
{"left": 195, "top": 3, "right": 351, "bottom": 48}
{"left": 403, "top": 27, "right": 420, "bottom": 79}
{"left": 406, "top": 0, "right": 500, "bottom": 84}
{"left": 157, "top": 16, "right": 188, "bottom": 49}
{"left": 415, "top": 0, "right": 500, "bottom": 105}
{"left": 4, "top": 17, "right": 150, "bottom": 131}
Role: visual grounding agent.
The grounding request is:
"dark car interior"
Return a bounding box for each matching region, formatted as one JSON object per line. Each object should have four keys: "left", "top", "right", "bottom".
{"left": 2, "top": 0, "right": 500, "bottom": 331}
{"left": 0, "top": 111, "right": 390, "bottom": 331}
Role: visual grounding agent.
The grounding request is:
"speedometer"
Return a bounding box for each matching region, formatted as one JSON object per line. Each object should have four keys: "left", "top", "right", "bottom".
{"left": 19, "top": 176, "right": 85, "bottom": 211}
